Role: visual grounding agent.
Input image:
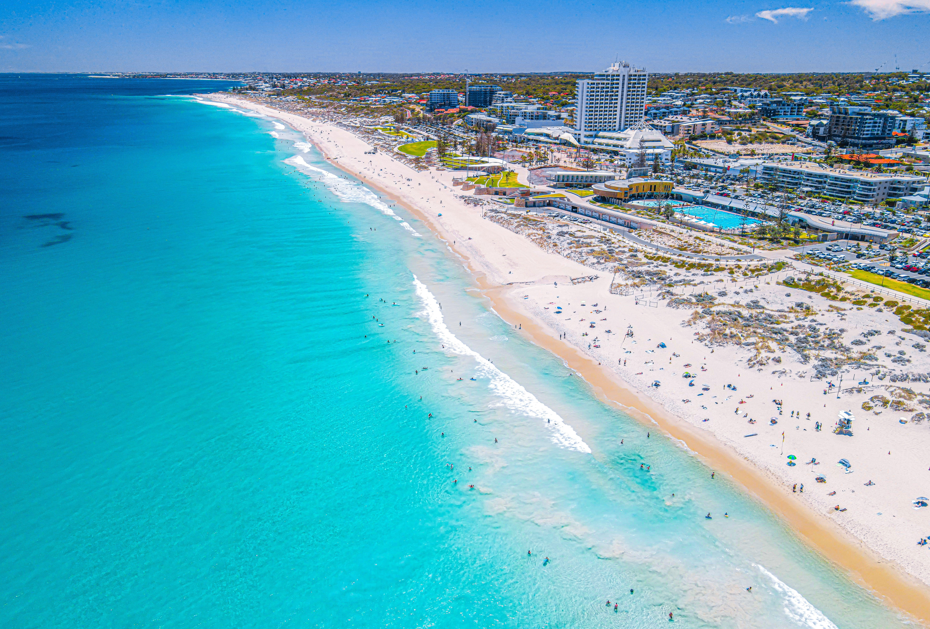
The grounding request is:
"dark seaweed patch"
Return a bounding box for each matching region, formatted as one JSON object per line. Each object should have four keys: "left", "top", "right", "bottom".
{"left": 40, "top": 234, "right": 73, "bottom": 247}
{"left": 24, "top": 213, "right": 65, "bottom": 221}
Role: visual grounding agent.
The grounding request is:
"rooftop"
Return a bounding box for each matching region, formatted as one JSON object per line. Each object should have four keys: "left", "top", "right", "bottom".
{"left": 763, "top": 161, "right": 924, "bottom": 181}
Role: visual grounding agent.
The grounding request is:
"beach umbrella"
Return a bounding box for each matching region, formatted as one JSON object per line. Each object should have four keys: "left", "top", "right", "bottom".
{"left": 787, "top": 455, "right": 797, "bottom": 460}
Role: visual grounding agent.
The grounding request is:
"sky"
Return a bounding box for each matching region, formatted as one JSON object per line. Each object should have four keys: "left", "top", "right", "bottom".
{"left": 1, "top": 0, "right": 929, "bottom": 73}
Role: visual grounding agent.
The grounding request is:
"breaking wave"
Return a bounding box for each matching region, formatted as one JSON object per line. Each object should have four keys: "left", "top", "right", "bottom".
{"left": 413, "top": 277, "right": 591, "bottom": 453}
{"left": 756, "top": 565, "right": 838, "bottom": 629}
{"left": 284, "top": 155, "right": 420, "bottom": 236}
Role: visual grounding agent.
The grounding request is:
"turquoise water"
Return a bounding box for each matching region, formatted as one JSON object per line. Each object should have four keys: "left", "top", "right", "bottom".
{"left": 0, "top": 76, "right": 913, "bottom": 627}
{"left": 678, "top": 205, "right": 763, "bottom": 229}
{"left": 637, "top": 199, "right": 689, "bottom": 208}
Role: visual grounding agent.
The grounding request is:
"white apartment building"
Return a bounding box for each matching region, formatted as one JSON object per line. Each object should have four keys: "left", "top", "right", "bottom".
{"left": 759, "top": 162, "right": 925, "bottom": 203}
{"left": 574, "top": 62, "right": 648, "bottom": 143}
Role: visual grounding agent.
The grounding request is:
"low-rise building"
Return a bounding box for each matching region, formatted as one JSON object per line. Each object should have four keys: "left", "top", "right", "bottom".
{"left": 581, "top": 125, "right": 674, "bottom": 166}
{"left": 591, "top": 178, "right": 674, "bottom": 204}
{"left": 679, "top": 157, "right": 762, "bottom": 176}
{"left": 547, "top": 170, "right": 620, "bottom": 187}
{"left": 758, "top": 162, "right": 925, "bottom": 202}
{"left": 806, "top": 119, "right": 829, "bottom": 141}
{"left": 760, "top": 98, "right": 806, "bottom": 119}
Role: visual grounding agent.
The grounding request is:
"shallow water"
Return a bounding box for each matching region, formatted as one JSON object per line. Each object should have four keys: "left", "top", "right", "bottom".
{"left": 0, "top": 75, "right": 913, "bottom": 627}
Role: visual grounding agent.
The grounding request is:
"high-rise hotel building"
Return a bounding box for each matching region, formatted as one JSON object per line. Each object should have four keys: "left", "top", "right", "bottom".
{"left": 574, "top": 62, "right": 648, "bottom": 143}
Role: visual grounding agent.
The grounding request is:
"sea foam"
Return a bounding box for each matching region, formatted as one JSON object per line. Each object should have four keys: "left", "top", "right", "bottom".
{"left": 413, "top": 277, "right": 591, "bottom": 454}
{"left": 284, "top": 155, "right": 420, "bottom": 236}
{"left": 756, "top": 565, "right": 839, "bottom": 629}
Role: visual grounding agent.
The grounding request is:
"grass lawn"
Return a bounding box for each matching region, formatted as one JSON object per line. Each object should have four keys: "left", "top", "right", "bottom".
{"left": 466, "top": 171, "right": 527, "bottom": 188}
{"left": 532, "top": 193, "right": 565, "bottom": 199}
{"left": 566, "top": 189, "right": 595, "bottom": 197}
{"left": 376, "top": 127, "right": 414, "bottom": 138}
{"left": 848, "top": 270, "right": 930, "bottom": 301}
{"left": 441, "top": 156, "right": 490, "bottom": 168}
{"left": 398, "top": 140, "right": 437, "bottom": 157}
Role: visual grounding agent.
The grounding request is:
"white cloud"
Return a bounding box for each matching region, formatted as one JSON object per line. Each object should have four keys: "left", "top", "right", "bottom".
{"left": 0, "top": 35, "right": 29, "bottom": 50}
{"left": 726, "top": 14, "right": 753, "bottom": 23}
{"left": 850, "top": 0, "right": 930, "bottom": 19}
{"left": 756, "top": 7, "right": 814, "bottom": 22}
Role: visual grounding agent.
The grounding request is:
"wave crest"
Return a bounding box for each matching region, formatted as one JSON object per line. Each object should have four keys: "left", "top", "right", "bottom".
{"left": 413, "top": 277, "right": 591, "bottom": 453}
{"left": 284, "top": 156, "right": 420, "bottom": 236}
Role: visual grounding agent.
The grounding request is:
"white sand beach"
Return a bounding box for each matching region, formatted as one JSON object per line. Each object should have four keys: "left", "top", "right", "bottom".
{"left": 205, "top": 93, "right": 930, "bottom": 622}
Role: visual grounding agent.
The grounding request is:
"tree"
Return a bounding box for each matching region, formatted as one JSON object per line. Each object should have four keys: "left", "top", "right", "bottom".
{"left": 635, "top": 138, "right": 647, "bottom": 169}
{"left": 662, "top": 203, "right": 675, "bottom": 222}
{"left": 436, "top": 135, "right": 449, "bottom": 158}
{"left": 652, "top": 158, "right": 661, "bottom": 175}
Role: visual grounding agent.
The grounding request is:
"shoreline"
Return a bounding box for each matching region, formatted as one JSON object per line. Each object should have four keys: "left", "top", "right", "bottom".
{"left": 202, "top": 92, "right": 930, "bottom": 624}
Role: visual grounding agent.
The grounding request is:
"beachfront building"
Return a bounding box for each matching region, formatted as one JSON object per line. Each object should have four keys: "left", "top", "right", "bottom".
{"left": 590, "top": 178, "right": 674, "bottom": 205}
{"left": 583, "top": 125, "right": 674, "bottom": 166}
{"left": 758, "top": 162, "right": 925, "bottom": 202}
{"left": 428, "top": 89, "right": 459, "bottom": 111}
{"left": 547, "top": 170, "right": 620, "bottom": 188}
{"left": 827, "top": 106, "right": 895, "bottom": 150}
{"left": 465, "top": 85, "right": 501, "bottom": 108}
{"left": 574, "top": 61, "right": 648, "bottom": 144}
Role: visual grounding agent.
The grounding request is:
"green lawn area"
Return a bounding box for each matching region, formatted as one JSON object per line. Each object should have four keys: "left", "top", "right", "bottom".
{"left": 398, "top": 140, "right": 437, "bottom": 157}
{"left": 374, "top": 127, "right": 414, "bottom": 138}
{"left": 848, "top": 270, "right": 930, "bottom": 301}
{"left": 532, "top": 193, "right": 565, "bottom": 199}
{"left": 466, "top": 171, "right": 527, "bottom": 188}
{"left": 565, "top": 189, "right": 595, "bottom": 197}
{"left": 441, "top": 156, "right": 490, "bottom": 168}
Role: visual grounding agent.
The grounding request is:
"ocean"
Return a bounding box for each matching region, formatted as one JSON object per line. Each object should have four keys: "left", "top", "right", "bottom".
{"left": 0, "top": 75, "right": 912, "bottom": 627}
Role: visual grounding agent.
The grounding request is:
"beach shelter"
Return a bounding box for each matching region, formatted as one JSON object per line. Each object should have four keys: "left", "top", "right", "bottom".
{"left": 838, "top": 459, "right": 851, "bottom": 470}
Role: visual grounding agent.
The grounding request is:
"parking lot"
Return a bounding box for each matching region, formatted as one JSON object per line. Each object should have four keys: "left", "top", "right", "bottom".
{"left": 796, "top": 241, "right": 930, "bottom": 288}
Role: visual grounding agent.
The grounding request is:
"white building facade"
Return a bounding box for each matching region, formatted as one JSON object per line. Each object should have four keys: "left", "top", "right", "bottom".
{"left": 759, "top": 162, "right": 925, "bottom": 203}
{"left": 574, "top": 62, "right": 648, "bottom": 144}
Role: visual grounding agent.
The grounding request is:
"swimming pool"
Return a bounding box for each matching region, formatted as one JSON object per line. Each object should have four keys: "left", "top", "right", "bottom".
{"left": 637, "top": 199, "right": 689, "bottom": 208}
{"left": 678, "top": 205, "right": 762, "bottom": 230}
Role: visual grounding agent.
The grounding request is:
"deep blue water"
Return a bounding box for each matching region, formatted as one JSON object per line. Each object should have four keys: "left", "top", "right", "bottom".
{"left": 0, "top": 75, "right": 914, "bottom": 627}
